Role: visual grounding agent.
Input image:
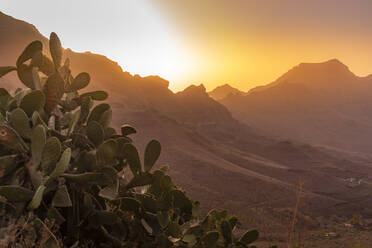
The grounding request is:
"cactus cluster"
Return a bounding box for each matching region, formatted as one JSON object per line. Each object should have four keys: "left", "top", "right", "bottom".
{"left": 0, "top": 33, "right": 272, "bottom": 248}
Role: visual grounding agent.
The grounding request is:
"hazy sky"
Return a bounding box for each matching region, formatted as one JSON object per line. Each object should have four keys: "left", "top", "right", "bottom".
{"left": 2, "top": 0, "right": 372, "bottom": 91}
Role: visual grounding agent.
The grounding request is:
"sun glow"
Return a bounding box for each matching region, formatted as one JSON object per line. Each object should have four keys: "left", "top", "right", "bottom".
{"left": 1, "top": 0, "right": 195, "bottom": 91}
{"left": 2, "top": 0, "right": 372, "bottom": 92}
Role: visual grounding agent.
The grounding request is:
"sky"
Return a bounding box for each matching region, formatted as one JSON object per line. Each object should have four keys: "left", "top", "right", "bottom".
{"left": 2, "top": 0, "right": 372, "bottom": 91}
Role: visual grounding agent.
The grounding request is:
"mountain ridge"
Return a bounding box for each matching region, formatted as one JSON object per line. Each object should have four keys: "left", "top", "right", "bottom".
{"left": 220, "top": 58, "right": 372, "bottom": 154}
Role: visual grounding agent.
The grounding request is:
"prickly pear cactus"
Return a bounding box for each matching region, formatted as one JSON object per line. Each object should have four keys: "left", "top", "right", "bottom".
{"left": 0, "top": 33, "right": 267, "bottom": 248}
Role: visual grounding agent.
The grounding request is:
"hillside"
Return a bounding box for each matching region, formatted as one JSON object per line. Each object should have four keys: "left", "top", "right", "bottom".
{"left": 221, "top": 59, "right": 372, "bottom": 154}
{"left": 1, "top": 11, "right": 372, "bottom": 235}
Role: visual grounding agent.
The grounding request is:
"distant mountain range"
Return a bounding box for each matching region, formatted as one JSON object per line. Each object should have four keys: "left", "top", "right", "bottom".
{"left": 1, "top": 11, "right": 372, "bottom": 230}
{"left": 216, "top": 59, "right": 372, "bottom": 154}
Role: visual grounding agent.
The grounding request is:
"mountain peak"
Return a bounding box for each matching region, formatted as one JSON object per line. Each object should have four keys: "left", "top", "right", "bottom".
{"left": 275, "top": 59, "right": 356, "bottom": 88}
{"left": 181, "top": 84, "right": 207, "bottom": 95}
{"left": 325, "top": 58, "right": 344, "bottom": 64}
{"left": 217, "top": 83, "right": 235, "bottom": 89}
{"left": 297, "top": 58, "right": 348, "bottom": 70}
{"left": 208, "top": 84, "right": 244, "bottom": 100}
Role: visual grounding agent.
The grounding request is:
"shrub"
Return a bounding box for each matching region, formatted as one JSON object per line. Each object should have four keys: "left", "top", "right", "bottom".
{"left": 0, "top": 33, "right": 270, "bottom": 248}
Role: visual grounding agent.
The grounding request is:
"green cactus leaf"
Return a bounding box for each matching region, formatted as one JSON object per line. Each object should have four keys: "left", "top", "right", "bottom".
{"left": 0, "top": 185, "right": 34, "bottom": 202}
{"left": 69, "top": 72, "right": 90, "bottom": 91}
{"left": 0, "top": 66, "right": 17, "bottom": 78}
{"left": 31, "top": 50, "right": 43, "bottom": 68}
{"left": 144, "top": 140, "right": 161, "bottom": 172}
{"left": 136, "top": 194, "right": 157, "bottom": 213}
{"left": 52, "top": 185, "right": 72, "bottom": 207}
{"left": 27, "top": 166, "right": 43, "bottom": 189}
{"left": 49, "top": 32, "right": 62, "bottom": 69}
{"left": 63, "top": 58, "right": 70, "bottom": 68}
{"left": 182, "top": 234, "right": 196, "bottom": 244}
{"left": 48, "top": 148, "right": 71, "bottom": 181}
{"left": 14, "top": 88, "right": 30, "bottom": 106}
{"left": 229, "top": 216, "right": 238, "bottom": 230}
{"left": 32, "top": 67, "right": 42, "bottom": 90}
{"left": 31, "top": 125, "right": 46, "bottom": 167}
{"left": 20, "top": 90, "right": 46, "bottom": 117}
{"left": 31, "top": 111, "right": 48, "bottom": 128}
{"left": 100, "top": 166, "right": 118, "bottom": 184}
{"left": 75, "top": 151, "right": 97, "bottom": 172}
{"left": 62, "top": 172, "right": 111, "bottom": 185}
{"left": 220, "top": 220, "right": 232, "bottom": 244}
{"left": 0, "top": 124, "right": 28, "bottom": 152}
{"left": 121, "top": 124, "right": 137, "bottom": 136}
{"left": 81, "top": 90, "right": 108, "bottom": 101}
{"left": 168, "top": 221, "right": 182, "bottom": 238}
{"left": 0, "top": 88, "right": 11, "bottom": 107}
{"left": 123, "top": 143, "right": 141, "bottom": 175}
{"left": 28, "top": 185, "right": 46, "bottom": 210}
{"left": 16, "top": 40, "right": 43, "bottom": 67}
{"left": 116, "top": 137, "right": 131, "bottom": 159}
{"left": 96, "top": 139, "right": 117, "bottom": 166}
{"left": 120, "top": 197, "right": 141, "bottom": 212}
{"left": 39, "top": 55, "right": 54, "bottom": 76}
{"left": 43, "top": 72, "right": 65, "bottom": 113}
{"left": 90, "top": 210, "right": 119, "bottom": 226}
{"left": 41, "top": 137, "right": 61, "bottom": 174}
{"left": 60, "top": 99, "right": 78, "bottom": 112}
{"left": 202, "top": 231, "right": 219, "bottom": 247}
{"left": 67, "top": 109, "right": 80, "bottom": 135}
{"left": 0, "top": 155, "right": 17, "bottom": 178}
{"left": 47, "top": 207, "right": 66, "bottom": 225}
{"left": 192, "top": 201, "right": 201, "bottom": 218}
{"left": 58, "top": 68, "right": 70, "bottom": 86}
{"left": 104, "top": 127, "right": 117, "bottom": 140}
{"left": 78, "top": 96, "right": 92, "bottom": 124}
{"left": 10, "top": 108, "right": 32, "bottom": 139}
{"left": 210, "top": 209, "right": 227, "bottom": 221}
{"left": 169, "top": 190, "right": 192, "bottom": 214}
{"left": 87, "top": 121, "right": 104, "bottom": 147}
{"left": 98, "top": 108, "right": 112, "bottom": 128}
{"left": 240, "top": 230, "right": 259, "bottom": 245}
{"left": 126, "top": 172, "right": 153, "bottom": 189}
{"left": 156, "top": 211, "right": 170, "bottom": 229}
{"left": 17, "top": 64, "right": 35, "bottom": 89}
{"left": 149, "top": 170, "right": 175, "bottom": 197}
{"left": 87, "top": 103, "right": 110, "bottom": 123}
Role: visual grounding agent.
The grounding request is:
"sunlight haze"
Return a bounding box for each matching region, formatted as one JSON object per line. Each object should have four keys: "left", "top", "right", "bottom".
{"left": 2, "top": 0, "right": 372, "bottom": 91}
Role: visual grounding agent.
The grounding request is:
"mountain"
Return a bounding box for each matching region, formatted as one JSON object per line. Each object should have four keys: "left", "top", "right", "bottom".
{"left": 208, "top": 83, "right": 245, "bottom": 100}
{"left": 1, "top": 11, "right": 372, "bottom": 233}
{"left": 221, "top": 59, "right": 372, "bottom": 154}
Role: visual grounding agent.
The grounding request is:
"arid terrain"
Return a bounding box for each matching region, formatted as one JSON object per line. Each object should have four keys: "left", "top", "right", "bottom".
{"left": 1, "top": 11, "right": 372, "bottom": 247}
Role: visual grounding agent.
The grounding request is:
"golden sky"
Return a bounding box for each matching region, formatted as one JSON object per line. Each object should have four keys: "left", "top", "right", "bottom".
{"left": 152, "top": 0, "right": 372, "bottom": 91}
{"left": 2, "top": 0, "right": 372, "bottom": 92}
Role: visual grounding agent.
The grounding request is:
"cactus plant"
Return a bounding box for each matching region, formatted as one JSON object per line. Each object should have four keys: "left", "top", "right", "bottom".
{"left": 0, "top": 33, "right": 271, "bottom": 248}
